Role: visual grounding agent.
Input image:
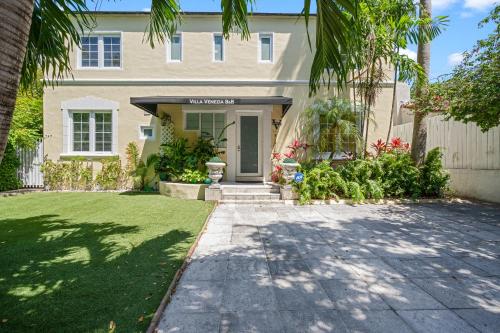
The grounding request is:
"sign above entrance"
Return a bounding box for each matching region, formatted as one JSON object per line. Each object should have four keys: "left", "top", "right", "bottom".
{"left": 130, "top": 96, "right": 293, "bottom": 117}
{"left": 188, "top": 98, "right": 235, "bottom": 105}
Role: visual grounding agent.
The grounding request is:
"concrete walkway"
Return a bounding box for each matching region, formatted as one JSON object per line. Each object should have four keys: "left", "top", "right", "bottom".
{"left": 157, "top": 202, "right": 500, "bottom": 333}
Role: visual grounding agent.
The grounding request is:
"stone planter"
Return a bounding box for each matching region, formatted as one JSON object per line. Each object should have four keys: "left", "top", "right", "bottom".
{"left": 280, "top": 161, "right": 300, "bottom": 186}
{"left": 159, "top": 182, "right": 208, "bottom": 200}
{"left": 205, "top": 161, "right": 226, "bottom": 188}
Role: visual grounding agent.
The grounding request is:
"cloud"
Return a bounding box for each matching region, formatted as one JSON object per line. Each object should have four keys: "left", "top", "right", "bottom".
{"left": 464, "top": 0, "right": 498, "bottom": 10}
{"left": 448, "top": 52, "right": 464, "bottom": 66}
{"left": 433, "top": 0, "right": 459, "bottom": 9}
{"left": 400, "top": 48, "right": 418, "bottom": 61}
{"left": 142, "top": 7, "right": 151, "bottom": 12}
{"left": 460, "top": 11, "right": 474, "bottom": 18}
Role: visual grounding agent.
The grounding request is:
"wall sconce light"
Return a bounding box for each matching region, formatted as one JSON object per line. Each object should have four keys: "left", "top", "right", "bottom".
{"left": 272, "top": 119, "right": 282, "bottom": 130}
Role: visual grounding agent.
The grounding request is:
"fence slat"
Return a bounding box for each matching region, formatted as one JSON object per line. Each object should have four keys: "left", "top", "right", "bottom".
{"left": 392, "top": 116, "right": 499, "bottom": 171}
{"left": 16, "top": 139, "right": 44, "bottom": 188}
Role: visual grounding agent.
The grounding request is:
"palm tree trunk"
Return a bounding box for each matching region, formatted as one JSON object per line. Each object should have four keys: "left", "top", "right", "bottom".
{"left": 411, "top": 0, "right": 432, "bottom": 165}
{"left": 0, "top": 0, "right": 34, "bottom": 163}
{"left": 386, "top": 54, "right": 399, "bottom": 145}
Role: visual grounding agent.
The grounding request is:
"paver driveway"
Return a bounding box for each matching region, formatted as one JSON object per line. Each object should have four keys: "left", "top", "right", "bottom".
{"left": 157, "top": 202, "right": 500, "bottom": 333}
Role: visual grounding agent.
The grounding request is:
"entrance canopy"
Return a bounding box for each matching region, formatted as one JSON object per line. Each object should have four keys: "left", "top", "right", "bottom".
{"left": 130, "top": 96, "right": 293, "bottom": 116}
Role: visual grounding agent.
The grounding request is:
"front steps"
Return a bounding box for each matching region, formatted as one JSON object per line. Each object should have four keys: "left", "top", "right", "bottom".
{"left": 219, "top": 183, "right": 282, "bottom": 203}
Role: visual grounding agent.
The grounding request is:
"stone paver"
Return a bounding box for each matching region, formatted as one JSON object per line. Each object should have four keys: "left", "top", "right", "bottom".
{"left": 157, "top": 202, "right": 500, "bottom": 333}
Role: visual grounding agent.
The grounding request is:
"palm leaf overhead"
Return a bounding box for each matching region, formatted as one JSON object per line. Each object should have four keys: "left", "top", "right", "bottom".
{"left": 20, "top": 0, "right": 95, "bottom": 90}
{"left": 145, "top": 0, "right": 181, "bottom": 47}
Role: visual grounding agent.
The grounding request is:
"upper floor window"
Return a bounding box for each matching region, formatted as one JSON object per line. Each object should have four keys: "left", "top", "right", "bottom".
{"left": 213, "top": 34, "right": 224, "bottom": 62}
{"left": 168, "top": 33, "right": 182, "bottom": 62}
{"left": 259, "top": 33, "right": 273, "bottom": 62}
{"left": 79, "top": 34, "right": 121, "bottom": 69}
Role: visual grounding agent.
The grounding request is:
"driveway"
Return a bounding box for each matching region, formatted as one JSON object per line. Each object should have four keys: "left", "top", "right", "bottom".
{"left": 157, "top": 202, "right": 500, "bottom": 333}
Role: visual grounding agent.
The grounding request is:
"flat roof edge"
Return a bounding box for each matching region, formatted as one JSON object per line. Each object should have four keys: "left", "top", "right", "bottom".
{"left": 82, "top": 11, "right": 315, "bottom": 17}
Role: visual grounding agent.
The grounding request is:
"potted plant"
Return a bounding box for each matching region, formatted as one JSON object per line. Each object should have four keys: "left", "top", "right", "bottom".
{"left": 205, "top": 156, "right": 226, "bottom": 188}
{"left": 280, "top": 157, "right": 301, "bottom": 185}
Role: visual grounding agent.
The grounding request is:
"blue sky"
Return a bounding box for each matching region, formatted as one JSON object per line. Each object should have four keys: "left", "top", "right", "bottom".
{"left": 86, "top": 0, "right": 498, "bottom": 79}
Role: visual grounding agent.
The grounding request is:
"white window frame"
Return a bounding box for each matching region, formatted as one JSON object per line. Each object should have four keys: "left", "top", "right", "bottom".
{"left": 167, "top": 32, "right": 183, "bottom": 63}
{"left": 258, "top": 32, "right": 274, "bottom": 63}
{"left": 61, "top": 96, "right": 119, "bottom": 158}
{"left": 183, "top": 111, "right": 227, "bottom": 146}
{"left": 139, "top": 125, "right": 155, "bottom": 140}
{"left": 213, "top": 33, "right": 225, "bottom": 62}
{"left": 77, "top": 32, "right": 123, "bottom": 70}
{"left": 69, "top": 110, "right": 113, "bottom": 154}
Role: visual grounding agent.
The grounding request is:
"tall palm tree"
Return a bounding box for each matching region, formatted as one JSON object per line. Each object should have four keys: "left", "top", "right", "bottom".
{"left": 0, "top": 0, "right": 359, "bottom": 163}
{"left": 411, "top": 0, "right": 432, "bottom": 165}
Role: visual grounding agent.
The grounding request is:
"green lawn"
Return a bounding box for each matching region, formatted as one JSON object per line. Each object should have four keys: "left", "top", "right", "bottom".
{"left": 0, "top": 192, "right": 214, "bottom": 332}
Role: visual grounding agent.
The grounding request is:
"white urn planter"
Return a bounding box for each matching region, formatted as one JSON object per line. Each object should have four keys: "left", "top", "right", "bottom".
{"left": 206, "top": 159, "right": 226, "bottom": 188}
{"left": 280, "top": 159, "right": 301, "bottom": 187}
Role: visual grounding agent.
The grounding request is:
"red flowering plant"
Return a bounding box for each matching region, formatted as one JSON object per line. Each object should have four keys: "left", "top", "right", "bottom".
{"left": 371, "top": 139, "right": 387, "bottom": 157}
{"left": 271, "top": 139, "right": 309, "bottom": 184}
{"left": 387, "top": 137, "right": 411, "bottom": 153}
{"left": 369, "top": 137, "right": 411, "bottom": 157}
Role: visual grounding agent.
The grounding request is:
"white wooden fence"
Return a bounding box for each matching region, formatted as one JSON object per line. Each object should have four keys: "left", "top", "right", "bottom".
{"left": 392, "top": 115, "right": 500, "bottom": 202}
{"left": 17, "top": 140, "right": 44, "bottom": 188}
{"left": 392, "top": 115, "right": 500, "bottom": 170}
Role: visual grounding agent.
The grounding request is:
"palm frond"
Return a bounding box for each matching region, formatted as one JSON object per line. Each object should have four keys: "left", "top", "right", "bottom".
{"left": 145, "top": 0, "right": 181, "bottom": 48}
{"left": 308, "top": 0, "right": 359, "bottom": 95}
{"left": 21, "top": 0, "right": 95, "bottom": 89}
{"left": 221, "top": 0, "right": 255, "bottom": 39}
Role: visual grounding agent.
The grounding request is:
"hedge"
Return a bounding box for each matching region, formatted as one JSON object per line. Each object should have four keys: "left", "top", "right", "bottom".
{"left": 0, "top": 141, "right": 21, "bottom": 192}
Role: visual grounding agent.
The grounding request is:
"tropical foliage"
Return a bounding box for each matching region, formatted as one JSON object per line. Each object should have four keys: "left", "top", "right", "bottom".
{"left": 441, "top": 5, "right": 499, "bottom": 132}
{"left": 293, "top": 137, "right": 448, "bottom": 204}
{"left": 301, "top": 98, "right": 362, "bottom": 155}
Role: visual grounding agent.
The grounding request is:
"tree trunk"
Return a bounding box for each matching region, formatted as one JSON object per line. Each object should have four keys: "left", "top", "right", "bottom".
{"left": 0, "top": 0, "right": 34, "bottom": 163}
{"left": 386, "top": 56, "right": 399, "bottom": 145}
{"left": 411, "top": 0, "right": 431, "bottom": 165}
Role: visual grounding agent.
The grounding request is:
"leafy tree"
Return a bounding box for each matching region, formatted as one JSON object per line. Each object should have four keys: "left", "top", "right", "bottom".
{"left": 441, "top": 5, "right": 499, "bottom": 131}
{"left": 10, "top": 84, "right": 43, "bottom": 148}
{"left": 0, "top": 0, "right": 359, "bottom": 163}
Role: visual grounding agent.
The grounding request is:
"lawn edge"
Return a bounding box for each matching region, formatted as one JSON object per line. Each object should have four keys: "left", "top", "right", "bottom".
{"left": 146, "top": 201, "right": 218, "bottom": 333}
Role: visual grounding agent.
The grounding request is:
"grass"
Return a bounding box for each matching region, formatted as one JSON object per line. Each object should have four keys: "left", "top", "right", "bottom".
{"left": 0, "top": 192, "right": 214, "bottom": 332}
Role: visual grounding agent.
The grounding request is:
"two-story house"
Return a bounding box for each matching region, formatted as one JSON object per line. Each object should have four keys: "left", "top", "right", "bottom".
{"left": 43, "top": 11, "right": 405, "bottom": 182}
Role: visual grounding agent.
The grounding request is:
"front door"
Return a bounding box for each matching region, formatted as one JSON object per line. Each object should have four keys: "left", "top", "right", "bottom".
{"left": 236, "top": 112, "right": 262, "bottom": 178}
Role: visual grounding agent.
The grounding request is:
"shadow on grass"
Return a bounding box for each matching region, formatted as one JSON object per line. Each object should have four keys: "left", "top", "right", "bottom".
{"left": 0, "top": 214, "right": 192, "bottom": 332}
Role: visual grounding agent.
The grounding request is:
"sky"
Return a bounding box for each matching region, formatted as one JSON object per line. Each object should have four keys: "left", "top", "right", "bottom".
{"left": 86, "top": 0, "right": 498, "bottom": 80}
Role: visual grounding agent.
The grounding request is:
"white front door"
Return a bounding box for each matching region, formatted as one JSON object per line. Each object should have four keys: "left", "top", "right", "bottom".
{"left": 236, "top": 112, "right": 262, "bottom": 178}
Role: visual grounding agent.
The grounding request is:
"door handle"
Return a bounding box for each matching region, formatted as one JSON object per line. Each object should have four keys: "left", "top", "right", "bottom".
{"left": 237, "top": 145, "right": 241, "bottom": 152}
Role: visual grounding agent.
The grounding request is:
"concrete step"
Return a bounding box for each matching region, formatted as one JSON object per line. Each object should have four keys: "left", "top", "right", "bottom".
{"left": 220, "top": 200, "right": 285, "bottom": 204}
{"left": 221, "top": 193, "right": 281, "bottom": 201}
{"left": 221, "top": 185, "right": 280, "bottom": 194}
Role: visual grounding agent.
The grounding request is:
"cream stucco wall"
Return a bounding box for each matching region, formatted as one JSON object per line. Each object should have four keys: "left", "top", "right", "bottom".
{"left": 44, "top": 13, "right": 403, "bottom": 182}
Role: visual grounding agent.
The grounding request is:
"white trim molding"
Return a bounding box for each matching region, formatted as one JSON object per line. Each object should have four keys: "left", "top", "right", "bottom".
{"left": 51, "top": 78, "right": 398, "bottom": 87}
{"left": 61, "top": 96, "right": 119, "bottom": 155}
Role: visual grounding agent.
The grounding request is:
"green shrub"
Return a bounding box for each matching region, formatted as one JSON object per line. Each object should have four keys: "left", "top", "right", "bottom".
{"left": 346, "top": 181, "right": 365, "bottom": 202}
{"left": 420, "top": 148, "right": 449, "bottom": 197}
{"left": 95, "top": 157, "right": 127, "bottom": 190}
{"left": 0, "top": 141, "right": 21, "bottom": 191}
{"left": 338, "top": 159, "right": 384, "bottom": 199}
{"left": 41, "top": 158, "right": 93, "bottom": 190}
{"left": 293, "top": 161, "right": 346, "bottom": 204}
{"left": 378, "top": 152, "right": 421, "bottom": 198}
{"left": 179, "top": 169, "right": 206, "bottom": 184}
